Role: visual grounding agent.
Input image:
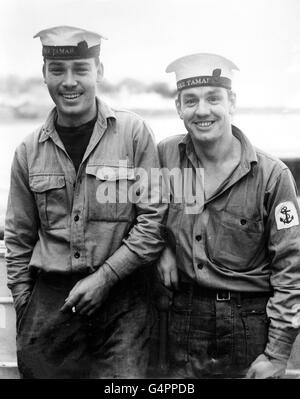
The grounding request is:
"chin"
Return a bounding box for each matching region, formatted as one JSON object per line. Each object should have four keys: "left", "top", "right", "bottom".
{"left": 59, "top": 104, "right": 84, "bottom": 114}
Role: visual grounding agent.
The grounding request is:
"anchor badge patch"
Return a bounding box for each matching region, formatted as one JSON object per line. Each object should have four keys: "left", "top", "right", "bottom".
{"left": 275, "top": 201, "right": 299, "bottom": 230}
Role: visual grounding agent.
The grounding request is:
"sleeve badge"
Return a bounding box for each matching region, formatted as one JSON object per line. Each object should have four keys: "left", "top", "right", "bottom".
{"left": 275, "top": 201, "right": 299, "bottom": 230}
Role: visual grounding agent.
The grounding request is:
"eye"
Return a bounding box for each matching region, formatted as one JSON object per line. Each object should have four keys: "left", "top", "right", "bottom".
{"left": 74, "top": 67, "right": 90, "bottom": 74}
{"left": 184, "top": 98, "right": 197, "bottom": 106}
{"left": 207, "top": 95, "right": 220, "bottom": 103}
{"left": 49, "top": 68, "right": 64, "bottom": 75}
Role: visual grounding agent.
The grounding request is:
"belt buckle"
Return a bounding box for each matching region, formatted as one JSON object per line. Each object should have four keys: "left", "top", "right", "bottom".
{"left": 216, "top": 291, "right": 231, "bottom": 301}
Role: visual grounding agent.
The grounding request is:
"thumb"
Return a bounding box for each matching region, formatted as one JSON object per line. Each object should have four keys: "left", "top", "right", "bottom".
{"left": 245, "top": 366, "right": 256, "bottom": 379}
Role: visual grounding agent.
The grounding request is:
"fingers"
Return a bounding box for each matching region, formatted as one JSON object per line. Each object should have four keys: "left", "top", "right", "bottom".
{"left": 160, "top": 264, "right": 178, "bottom": 290}
{"left": 76, "top": 302, "right": 93, "bottom": 316}
{"left": 163, "top": 268, "right": 172, "bottom": 288}
{"left": 60, "top": 280, "right": 85, "bottom": 312}
{"left": 60, "top": 297, "right": 76, "bottom": 313}
{"left": 245, "top": 367, "right": 255, "bottom": 379}
{"left": 60, "top": 290, "right": 81, "bottom": 313}
{"left": 156, "top": 259, "right": 172, "bottom": 288}
{"left": 170, "top": 267, "right": 179, "bottom": 290}
{"left": 156, "top": 262, "right": 164, "bottom": 283}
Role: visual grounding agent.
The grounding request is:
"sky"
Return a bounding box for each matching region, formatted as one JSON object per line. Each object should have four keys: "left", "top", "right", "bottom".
{"left": 1, "top": 0, "right": 300, "bottom": 107}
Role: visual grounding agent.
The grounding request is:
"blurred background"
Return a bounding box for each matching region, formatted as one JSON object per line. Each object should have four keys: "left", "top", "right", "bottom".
{"left": 1, "top": 0, "right": 300, "bottom": 377}
{"left": 1, "top": 0, "right": 300, "bottom": 230}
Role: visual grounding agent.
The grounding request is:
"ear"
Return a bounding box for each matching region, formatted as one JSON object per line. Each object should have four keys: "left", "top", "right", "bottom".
{"left": 42, "top": 63, "right": 47, "bottom": 84}
{"left": 96, "top": 62, "right": 104, "bottom": 82}
{"left": 229, "top": 91, "right": 236, "bottom": 115}
{"left": 175, "top": 97, "right": 184, "bottom": 120}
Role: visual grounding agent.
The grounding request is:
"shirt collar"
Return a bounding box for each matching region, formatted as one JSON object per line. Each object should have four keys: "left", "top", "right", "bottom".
{"left": 178, "top": 133, "right": 194, "bottom": 161}
{"left": 178, "top": 124, "right": 258, "bottom": 168}
{"left": 39, "top": 97, "right": 116, "bottom": 143}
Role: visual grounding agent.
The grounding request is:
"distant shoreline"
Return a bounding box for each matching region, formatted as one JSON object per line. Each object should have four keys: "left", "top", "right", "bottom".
{"left": 1, "top": 106, "right": 300, "bottom": 124}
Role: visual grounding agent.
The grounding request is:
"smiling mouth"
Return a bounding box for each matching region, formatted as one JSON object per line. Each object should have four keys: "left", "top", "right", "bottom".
{"left": 194, "top": 121, "right": 215, "bottom": 128}
{"left": 61, "top": 93, "right": 82, "bottom": 100}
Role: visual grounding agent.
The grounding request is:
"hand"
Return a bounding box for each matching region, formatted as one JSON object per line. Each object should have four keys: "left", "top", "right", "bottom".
{"left": 60, "top": 264, "right": 118, "bottom": 316}
{"left": 246, "top": 354, "right": 287, "bottom": 379}
{"left": 14, "top": 290, "right": 32, "bottom": 331}
{"left": 157, "top": 246, "right": 178, "bottom": 290}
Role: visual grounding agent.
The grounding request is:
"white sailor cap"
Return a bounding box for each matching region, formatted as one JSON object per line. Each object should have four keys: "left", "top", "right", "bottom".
{"left": 34, "top": 25, "right": 107, "bottom": 59}
{"left": 166, "top": 53, "right": 239, "bottom": 91}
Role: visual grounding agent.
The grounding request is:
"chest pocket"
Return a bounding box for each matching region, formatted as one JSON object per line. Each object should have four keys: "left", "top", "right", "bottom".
{"left": 85, "top": 164, "right": 136, "bottom": 222}
{"left": 29, "top": 174, "right": 67, "bottom": 229}
{"left": 209, "top": 209, "right": 264, "bottom": 271}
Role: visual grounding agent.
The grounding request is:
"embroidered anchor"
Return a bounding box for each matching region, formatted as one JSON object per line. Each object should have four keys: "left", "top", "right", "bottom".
{"left": 280, "top": 205, "right": 294, "bottom": 224}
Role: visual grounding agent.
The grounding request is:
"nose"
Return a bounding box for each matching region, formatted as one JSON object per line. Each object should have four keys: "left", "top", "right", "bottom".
{"left": 62, "top": 69, "right": 77, "bottom": 88}
{"left": 195, "top": 100, "right": 210, "bottom": 117}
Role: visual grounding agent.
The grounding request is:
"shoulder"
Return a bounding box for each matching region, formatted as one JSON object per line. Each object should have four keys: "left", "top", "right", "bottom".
{"left": 254, "top": 146, "right": 289, "bottom": 178}
{"left": 110, "top": 107, "right": 155, "bottom": 139}
{"left": 157, "top": 134, "right": 185, "bottom": 167}
{"left": 111, "top": 108, "right": 146, "bottom": 127}
{"left": 253, "top": 147, "right": 296, "bottom": 192}
{"left": 255, "top": 147, "right": 288, "bottom": 170}
{"left": 158, "top": 134, "right": 186, "bottom": 151}
{"left": 15, "top": 125, "right": 44, "bottom": 156}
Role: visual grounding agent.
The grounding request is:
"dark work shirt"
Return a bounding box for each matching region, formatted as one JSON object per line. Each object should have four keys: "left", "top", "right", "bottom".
{"left": 158, "top": 125, "right": 300, "bottom": 361}
{"left": 55, "top": 116, "right": 97, "bottom": 173}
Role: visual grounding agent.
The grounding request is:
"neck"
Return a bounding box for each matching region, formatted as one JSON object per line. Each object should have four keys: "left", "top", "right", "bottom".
{"left": 56, "top": 102, "right": 97, "bottom": 127}
{"left": 191, "top": 130, "right": 240, "bottom": 167}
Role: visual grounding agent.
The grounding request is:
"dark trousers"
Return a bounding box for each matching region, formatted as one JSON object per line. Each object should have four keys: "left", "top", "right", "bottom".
{"left": 168, "top": 283, "right": 270, "bottom": 378}
{"left": 16, "top": 269, "right": 152, "bottom": 379}
{"left": 150, "top": 278, "right": 270, "bottom": 379}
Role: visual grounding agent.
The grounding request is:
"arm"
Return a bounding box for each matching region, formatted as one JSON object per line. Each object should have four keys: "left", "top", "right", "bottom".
{"left": 5, "top": 143, "right": 39, "bottom": 317}
{"left": 104, "top": 120, "right": 168, "bottom": 278}
{"left": 62, "top": 119, "right": 168, "bottom": 315}
{"left": 247, "top": 167, "right": 300, "bottom": 378}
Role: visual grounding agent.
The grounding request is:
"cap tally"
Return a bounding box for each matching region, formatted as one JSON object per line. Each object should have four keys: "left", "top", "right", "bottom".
{"left": 166, "top": 53, "right": 239, "bottom": 91}
{"left": 34, "top": 25, "right": 107, "bottom": 59}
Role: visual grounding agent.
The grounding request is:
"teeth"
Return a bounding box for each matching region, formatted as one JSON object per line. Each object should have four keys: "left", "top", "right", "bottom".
{"left": 62, "top": 93, "right": 81, "bottom": 99}
{"left": 196, "top": 121, "right": 213, "bottom": 127}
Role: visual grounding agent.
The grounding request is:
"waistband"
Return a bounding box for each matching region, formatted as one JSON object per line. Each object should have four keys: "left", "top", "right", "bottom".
{"left": 178, "top": 270, "right": 271, "bottom": 302}
{"left": 179, "top": 281, "right": 271, "bottom": 302}
{"left": 37, "top": 267, "right": 148, "bottom": 289}
{"left": 38, "top": 270, "right": 89, "bottom": 287}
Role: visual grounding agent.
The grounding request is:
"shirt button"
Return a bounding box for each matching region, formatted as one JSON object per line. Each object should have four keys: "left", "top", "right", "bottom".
{"left": 74, "top": 252, "right": 80, "bottom": 259}
{"left": 240, "top": 219, "right": 247, "bottom": 225}
{"left": 197, "top": 263, "right": 203, "bottom": 269}
{"left": 196, "top": 235, "right": 202, "bottom": 241}
{"left": 74, "top": 215, "right": 79, "bottom": 222}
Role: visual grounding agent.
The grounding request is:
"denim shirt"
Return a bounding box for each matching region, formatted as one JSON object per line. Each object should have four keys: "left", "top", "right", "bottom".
{"left": 158, "top": 125, "right": 300, "bottom": 361}
{"left": 5, "top": 98, "right": 167, "bottom": 295}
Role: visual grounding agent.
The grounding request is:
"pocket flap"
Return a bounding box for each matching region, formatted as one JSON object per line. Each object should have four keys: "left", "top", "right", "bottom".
{"left": 29, "top": 175, "right": 66, "bottom": 193}
{"left": 86, "top": 165, "right": 135, "bottom": 181}
{"left": 220, "top": 210, "right": 263, "bottom": 234}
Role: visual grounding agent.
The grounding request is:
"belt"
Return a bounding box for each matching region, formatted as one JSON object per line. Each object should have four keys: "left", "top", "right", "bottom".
{"left": 179, "top": 281, "right": 271, "bottom": 302}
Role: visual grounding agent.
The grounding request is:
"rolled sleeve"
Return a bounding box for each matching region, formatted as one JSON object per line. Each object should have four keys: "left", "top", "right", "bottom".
{"left": 265, "top": 167, "right": 300, "bottom": 361}
{"left": 5, "top": 143, "right": 39, "bottom": 295}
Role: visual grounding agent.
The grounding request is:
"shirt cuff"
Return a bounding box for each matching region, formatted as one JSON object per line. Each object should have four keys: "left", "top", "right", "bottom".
{"left": 264, "top": 327, "right": 299, "bottom": 362}
{"left": 10, "top": 282, "right": 33, "bottom": 302}
{"left": 104, "top": 244, "right": 142, "bottom": 280}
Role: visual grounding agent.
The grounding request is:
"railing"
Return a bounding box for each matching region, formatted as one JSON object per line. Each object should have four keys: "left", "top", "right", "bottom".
{"left": 0, "top": 242, "right": 19, "bottom": 378}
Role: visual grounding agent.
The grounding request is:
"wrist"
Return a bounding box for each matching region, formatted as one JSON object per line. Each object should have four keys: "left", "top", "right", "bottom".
{"left": 263, "top": 352, "right": 288, "bottom": 367}
{"left": 98, "top": 263, "right": 119, "bottom": 288}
